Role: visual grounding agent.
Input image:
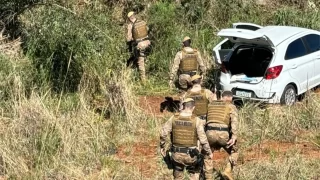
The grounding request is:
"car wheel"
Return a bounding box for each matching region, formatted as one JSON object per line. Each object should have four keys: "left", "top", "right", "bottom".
{"left": 280, "top": 84, "right": 296, "bottom": 106}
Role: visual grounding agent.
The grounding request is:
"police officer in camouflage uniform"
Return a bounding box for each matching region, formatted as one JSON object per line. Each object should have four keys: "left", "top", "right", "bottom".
{"left": 204, "top": 91, "right": 239, "bottom": 180}
{"left": 126, "top": 11, "right": 151, "bottom": 82}
{"left": 181, "top": 74, "right": 217, "bottom": 123}
{"left": 169, "top": 37, "right": 206, "bottom": 92}
{"left": 160, "top": 98, "right": 213, "bottom": 180}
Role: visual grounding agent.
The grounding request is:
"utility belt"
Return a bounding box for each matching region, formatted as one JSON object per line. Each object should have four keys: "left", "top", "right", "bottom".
{"left": 179, "top": 71, "right": 197, "bottom": 76}
{"left": 135, "top": 37, "right": 149, "bottom": 43}
{"left": 205, "top": 125, "right": 229, "bottom": 132}
{"left": 171, "top": 147, "right": 200, "bottom": 157}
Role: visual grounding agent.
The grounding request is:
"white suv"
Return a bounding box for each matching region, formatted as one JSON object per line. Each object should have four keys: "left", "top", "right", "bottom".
{"left": 213, "top": 24, "right": 320, "bottom": 105}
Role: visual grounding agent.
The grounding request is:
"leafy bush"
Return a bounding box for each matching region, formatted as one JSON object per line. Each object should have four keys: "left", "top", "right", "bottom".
{"left": 0, "top": 1, "right": 320, "bottom": 178}
{"left": 0, "top": 55, "right": 34, "bottom": 103}
{"left": 22, "top": 4, "right": 128, "bottom": 93}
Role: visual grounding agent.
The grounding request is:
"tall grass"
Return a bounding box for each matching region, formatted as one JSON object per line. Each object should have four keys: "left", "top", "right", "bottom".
{"left": 236, "top": 154, "right": 320, "bottom": 180}
{"left": 238, "top": 95, "right": 320, "bottom": 148}
{"left": 0, "top": 0, "right": 319, "bottom": 179}
{"left": 0, "top": 66, "right": 150, "bottom": 178}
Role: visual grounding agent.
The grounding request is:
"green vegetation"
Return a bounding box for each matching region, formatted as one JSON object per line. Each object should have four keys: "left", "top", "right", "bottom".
{"left": 0, "top": 0, "right": 319, "bottom": 179}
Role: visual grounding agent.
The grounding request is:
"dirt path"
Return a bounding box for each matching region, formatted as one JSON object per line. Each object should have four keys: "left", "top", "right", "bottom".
{"left": 116, "top": 141, "right": 158, "bottom": 178}
{"left": 138, "top": 95, "right": 180, "bottom": 117}
{"left": 116, "top": 96, "right": 320, "bottom": 178}
{"left": 116, "top": 140, "right": 320, "bottom": 178}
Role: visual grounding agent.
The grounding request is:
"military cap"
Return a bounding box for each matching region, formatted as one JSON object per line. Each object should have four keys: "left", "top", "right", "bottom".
{"left": 183, "top": 36, "right": 191, "bottom": 42}
{"left": 191, "top": 74, "right": 202, "bottom": 81}
{"left": 182, "top": 98, "right": 195, "bottom": 103}
{"left": 127, "top": 11, "right": 134, "bottom": 18}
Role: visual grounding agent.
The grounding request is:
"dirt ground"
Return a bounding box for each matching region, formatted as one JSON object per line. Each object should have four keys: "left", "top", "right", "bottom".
{"left": 116, "top": 96, "right": 320, "bottom": 178}
{"left": 116, "top": 140, "right": 320, "bottom": 178}
{"left": 138, "top": 95, "right": 181, "bottom": 117}
{"left": 116, "top": 141, "right": 158, "bottom": 178}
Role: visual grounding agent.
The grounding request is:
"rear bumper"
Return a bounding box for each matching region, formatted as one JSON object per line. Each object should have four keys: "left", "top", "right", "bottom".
{"left": 232, "top": 95, "right": 278, "bottom": 104}
{"left": 219, "top": 81, "right": 282, "bottom": 104}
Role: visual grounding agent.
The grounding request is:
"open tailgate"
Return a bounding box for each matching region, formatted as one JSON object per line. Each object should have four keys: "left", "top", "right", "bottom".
{"left": 217, "top": 28, "right": 274, "bottom": 47}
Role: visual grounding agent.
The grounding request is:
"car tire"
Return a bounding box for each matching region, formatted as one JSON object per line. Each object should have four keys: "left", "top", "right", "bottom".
{"left": 280, "top": 84, "right": 296, "bottom": 106}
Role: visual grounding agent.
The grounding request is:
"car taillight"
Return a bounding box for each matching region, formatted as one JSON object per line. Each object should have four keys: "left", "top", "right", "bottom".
{"left": 221, "top": 63, "right": 227, "bottom": 73}
{"left": 265, "top": 65, "right": 283, "bottom": 80}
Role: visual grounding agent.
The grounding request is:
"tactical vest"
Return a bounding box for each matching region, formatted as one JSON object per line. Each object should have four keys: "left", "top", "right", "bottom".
{"left": 185, "top": 89, "right": 209, "bottom": 116}
{"left": 207, "top": 101, "right": 231, "bottom": 125}
{"left": 179, "top": 48, "right": 198, "bottom": 72}
{"left": 172, "top": 114, "right": 198, "bottom": 147}
{"left": 132, "top": 20, "right": 148, "bottom": 40}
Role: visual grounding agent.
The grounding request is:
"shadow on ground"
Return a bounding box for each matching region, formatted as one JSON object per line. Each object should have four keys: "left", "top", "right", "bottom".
{"left": 160, "top": 97, "right": 180, "bottom": 113}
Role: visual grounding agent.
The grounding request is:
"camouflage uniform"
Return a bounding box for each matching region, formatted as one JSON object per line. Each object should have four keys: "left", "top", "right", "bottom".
{"left": 169, "top": 47, "right": 206, "bottom": 90}
{"left": 183, "top": 85, "right": 217, "bottom": 103}
{"left": 204, "top": 102, "right": 239, "bottom": 180}
{"left": 160, "top": 113, "right": 213, "bottom": 180}
{"left": 180, "top": 85, "right": 217, "bottom": 123}
{"left": 127, "top": 19, "right": 151, "bottom": 81}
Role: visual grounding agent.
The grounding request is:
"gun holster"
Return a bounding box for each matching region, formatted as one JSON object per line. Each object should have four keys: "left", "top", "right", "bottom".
{"left": 163, "top": 151, "right": 174, "bottom": 169}
{"left": 196, "top": 153, "right": 205, "bottom": 180}
{"left": 188, "top": 148, "right": 200, "bottom": 158}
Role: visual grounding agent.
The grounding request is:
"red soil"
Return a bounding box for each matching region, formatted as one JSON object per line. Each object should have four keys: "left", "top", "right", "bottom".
{"left": 116, "top": 140, "right": 320, "bottom": 178}
{"left": 116, "top": 141, "right": 158, "bottom": 178}
{"left": 115, "top": 96, "right": 320, "bottom": 178}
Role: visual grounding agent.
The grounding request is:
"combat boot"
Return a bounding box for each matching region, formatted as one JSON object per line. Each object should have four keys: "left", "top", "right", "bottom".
{"left": 221, "top": 162, "right": 233, "bottom": 180}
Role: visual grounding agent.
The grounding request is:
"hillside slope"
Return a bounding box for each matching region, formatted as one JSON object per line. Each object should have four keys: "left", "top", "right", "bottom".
{"left": 0, "top": 0, "right": 319, "bottom": 179}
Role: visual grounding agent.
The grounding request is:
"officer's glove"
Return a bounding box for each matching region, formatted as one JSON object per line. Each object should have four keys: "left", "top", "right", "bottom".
{"left": 227, "top": 138, "right": 235, "bottom": 148}
{"left": 209, "top": 153, "right": 214, "bottom": 160}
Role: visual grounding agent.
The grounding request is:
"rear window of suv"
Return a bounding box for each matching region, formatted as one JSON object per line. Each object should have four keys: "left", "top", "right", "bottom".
{"left": 235, "top": 25, "right": 260, "bottom": 31}
{"left": 303, "top": 34, "right": 320, "bottom": 53}
{"left": 285, "top": 38, "right": 307, "bottom": 60}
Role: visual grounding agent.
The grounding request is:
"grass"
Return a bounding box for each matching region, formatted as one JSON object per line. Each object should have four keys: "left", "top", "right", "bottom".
{"left": 0, "top": 68, "right": 153, "bottom": 179}
{"left": 0, "top": 0, "right": 319, "bottom": 179}
{"left": 1, "top": 67, "right": 320, "bottom": 177}
{"left": 235, "top": 154, "right": 320, "bottom": 180}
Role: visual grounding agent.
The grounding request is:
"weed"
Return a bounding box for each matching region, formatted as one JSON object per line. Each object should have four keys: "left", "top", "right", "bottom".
{"left": 0, "top": 0, "right": 320, "bottom": 179}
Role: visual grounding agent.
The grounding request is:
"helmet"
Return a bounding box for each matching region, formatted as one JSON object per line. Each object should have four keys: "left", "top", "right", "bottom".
{"left": 127, "top": 11, "right": 134, "bottom": 18}
{"left": 183, "top": 36, "right": 191, "bottom": 42}
{"left": 183, "top": 98, "right": 195, "bottom": 103}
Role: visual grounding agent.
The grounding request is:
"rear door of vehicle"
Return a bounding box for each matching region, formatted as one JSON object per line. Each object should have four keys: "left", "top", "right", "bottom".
{"left": 217, "top": 28, "right": 275, "bottom": 97}
{"left": 213, "top": 23, "right": 262, "bottom": 65}
{"left": 217, "top": 29, "right": 275, "bottom": 46}
{"left": 285, "top": 37, "right": 315, "bottom": 93}
{"left": 302, "top": 33, "right": 320, "bottom": 87}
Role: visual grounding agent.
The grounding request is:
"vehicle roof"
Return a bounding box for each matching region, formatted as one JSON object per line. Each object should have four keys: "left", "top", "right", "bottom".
{"left": 256, "top": 26, "right": 315, "bottom": 46}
